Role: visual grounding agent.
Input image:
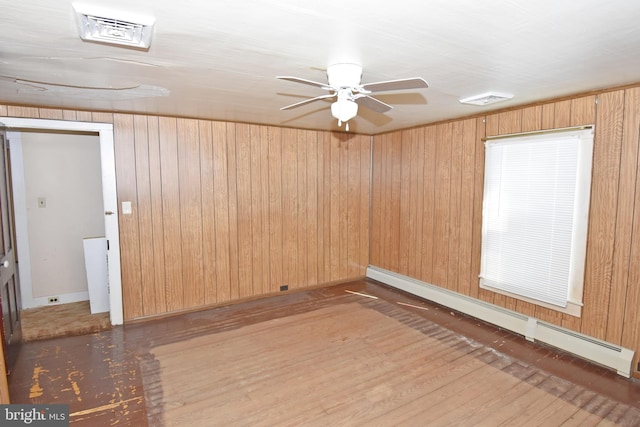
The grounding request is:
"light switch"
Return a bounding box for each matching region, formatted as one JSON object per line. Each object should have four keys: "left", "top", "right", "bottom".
{"left": 122, "top": 201, "right": 132, "bottom": 215}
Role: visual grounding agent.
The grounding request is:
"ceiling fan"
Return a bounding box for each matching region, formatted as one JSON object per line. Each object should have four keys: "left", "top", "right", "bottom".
{"left": 277, "top": 63, "right": 428, "bottom": 131}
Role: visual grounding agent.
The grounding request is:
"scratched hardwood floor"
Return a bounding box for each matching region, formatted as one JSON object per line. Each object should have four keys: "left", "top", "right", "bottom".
{"left": 7, "top": 279, "right": 640, "bottom": 426}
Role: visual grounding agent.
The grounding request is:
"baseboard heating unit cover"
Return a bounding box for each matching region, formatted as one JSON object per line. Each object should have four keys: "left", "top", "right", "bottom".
{"left": 366, "top": 266, "right": 635, "bottom": 378}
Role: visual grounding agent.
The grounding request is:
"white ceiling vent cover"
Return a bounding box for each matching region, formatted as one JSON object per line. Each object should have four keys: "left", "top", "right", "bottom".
{"left": 73, "top": 4, "right": 155, "bottom": 49}
{"left": 459, "top": 92, "right": 514, "bottom": 106}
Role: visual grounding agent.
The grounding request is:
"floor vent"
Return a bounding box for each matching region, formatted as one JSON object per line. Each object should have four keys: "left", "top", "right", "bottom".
{"left": 367, "top": 265, "right": 635, "bottom": 378}
{"left": 73, "top": 4, "right": 155, "bottom": 49}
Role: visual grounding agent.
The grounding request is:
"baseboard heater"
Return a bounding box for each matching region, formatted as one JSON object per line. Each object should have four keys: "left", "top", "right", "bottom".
{"left": 367, "top": 266, "right": 635, "bottom": 378}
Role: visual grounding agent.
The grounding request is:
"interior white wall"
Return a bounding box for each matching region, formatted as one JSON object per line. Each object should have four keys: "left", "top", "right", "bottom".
{"left": 21, "top": 131, "right": 104, "bottom": 301}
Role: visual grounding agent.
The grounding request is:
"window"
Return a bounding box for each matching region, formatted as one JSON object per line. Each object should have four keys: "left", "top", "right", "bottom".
{"left": 479, "top": 127, "right": 594, "bottom": 316}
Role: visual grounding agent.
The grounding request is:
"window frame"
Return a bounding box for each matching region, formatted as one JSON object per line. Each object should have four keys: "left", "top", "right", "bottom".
{"left": 479, "top": 126, "right": 595, "bottom": 317}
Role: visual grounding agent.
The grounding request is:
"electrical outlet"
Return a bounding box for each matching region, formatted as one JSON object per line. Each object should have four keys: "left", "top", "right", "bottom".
{"left": 280, "top": 285, "right": 288, "bottom": 292}
{"left": 48, "top": 296, "right": 59, "bottom": 304}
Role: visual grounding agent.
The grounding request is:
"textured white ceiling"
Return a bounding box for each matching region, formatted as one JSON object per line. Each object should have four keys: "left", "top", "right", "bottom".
{"left": 1, "top": 0, "right": 640, "bottom": 134}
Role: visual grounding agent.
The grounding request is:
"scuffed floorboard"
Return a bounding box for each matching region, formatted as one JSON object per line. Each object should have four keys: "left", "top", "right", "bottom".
{"left": 10, "top": 331, "right": 147, "bottom": 426}
{"left": 7, "top": 279, "right": 640, "bottom": 425}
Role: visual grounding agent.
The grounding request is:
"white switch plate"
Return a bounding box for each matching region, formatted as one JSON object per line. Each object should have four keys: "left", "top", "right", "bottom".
{"left": 122, "top": 201, "right": 132, "bottom": 215}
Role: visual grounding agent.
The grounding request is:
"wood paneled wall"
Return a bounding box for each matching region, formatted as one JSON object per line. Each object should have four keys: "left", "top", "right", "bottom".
{"left": 0, "top": 106, "right": 371, "bottom": 320}
{"left": 371, "top": 87, "right": 640, "bottom": 372}
{"left": 4, "top": 85, "right": 640, "bottom": 373}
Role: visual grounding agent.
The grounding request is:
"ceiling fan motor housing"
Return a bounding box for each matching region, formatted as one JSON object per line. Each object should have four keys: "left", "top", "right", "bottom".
{"left": 327, "top": 63, "right": 363, "bottom": 89}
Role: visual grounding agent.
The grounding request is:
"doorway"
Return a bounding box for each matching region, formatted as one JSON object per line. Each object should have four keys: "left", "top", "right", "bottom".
{"left": 0, "top": 118, "right": 123, "bottom": 326}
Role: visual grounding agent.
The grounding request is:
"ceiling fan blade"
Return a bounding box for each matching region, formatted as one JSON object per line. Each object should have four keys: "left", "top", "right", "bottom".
{"left": 354, "top": 95, "right": 393, "bottom": 113}
{"left": 361, "top": 77, "right": 428, "bottom": 93}
{"left": 276, "top": 76, "right": 332, "bottom": 90}
{"left": 280, "top": 94, "right": 336, "bottom": 110}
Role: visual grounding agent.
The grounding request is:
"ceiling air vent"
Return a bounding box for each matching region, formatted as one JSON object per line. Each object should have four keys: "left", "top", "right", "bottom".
{"left": 73, "top": 4, "right": 155, "bottom": 49}
{"left": 459, "top": 92, "right": 513, "bottom": 106}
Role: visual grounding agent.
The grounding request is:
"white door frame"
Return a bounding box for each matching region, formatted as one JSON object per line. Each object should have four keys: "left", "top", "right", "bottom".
{"left": 0, "top": 118, "right": 123, "bottom": 325}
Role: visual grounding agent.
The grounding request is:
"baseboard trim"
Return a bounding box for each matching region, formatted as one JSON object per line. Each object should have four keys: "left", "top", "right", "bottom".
{"left": 367, "top": 265, "right": 635, "bottom": 378}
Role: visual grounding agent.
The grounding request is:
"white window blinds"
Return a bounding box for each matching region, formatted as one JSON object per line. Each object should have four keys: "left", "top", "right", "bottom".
{"left": 479, "top": 127, "right": 594, "bottom": 313}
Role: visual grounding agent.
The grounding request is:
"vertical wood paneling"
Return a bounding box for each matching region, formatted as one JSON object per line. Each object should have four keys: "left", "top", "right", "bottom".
{"left": 226, "top": 124, "right": 240, "bottom": 300}
{"left": 7, "top": 106, "right": 39, "bottom": 118}
{"left": 317, "top": 132, "right": 328, "bottom": 282}
{"left": 76, "top": 111, "right": 93, "bottom": 122}
{"left": 521, "top": 106, "right": 542, "bottom": 132}
{"left": 147, "top": 116, "right": 167, "bottom": 313}
{"left": 249, "top": 125, "right": 265, "bottom": 295}
{"left": 62, "top": 110, "right": 77, "bottom": 121}
{"left": 471, "top": 117, "right": 486, "bottom": 301}
{"left": 571, "top": 95, "right": 597, "bottom": 126}
{"left": 259, "top": 129, "right": 272, "bottom": 291}
{"left": 329, "top": 132, "right": 341, "bottom": 280}
{"left": 398, "top": 130, "right": 412, "bottom": 275}
{"left": 420, "top": 126, "right": 436, "bottom": 284}
{"left": 282, "top": 129, "right": 298, "bottom": 286}
{"left": 296, "top": 130, "right": 309, "bottom": 286}
{"left": 347, "top": 134, "right": 360, "bottom": 277}
{"left": 553, "top": 100, "right": 572, "bottom": 128}
{"left": 432, "top": 123, "right": 452, "bottom": 288}
{"left": 370, "top": 134, "right": 383, "bottom": 267}
{"left": 621, "top": 103, "right": 640, "bottom": 353}
{"left": 447, "top": 121, "right": 463, "bottom": 292}
{"left": 458, "top": 119, "right": 477, "bottom": 298}
{"left": 177, "top": 118, "right": 205, "bottom": 310}
{"left": 113, "top": 114, "right": 143, "bottom": 319}
{"left": 541, "top": 103, "right": 555, "bottom": 129}
{"left": 212, "top": 122, "right": 231, "bottom": 302}
{"left": 388, "top": 132, "right": 402, "bottom": 273}
{"left": 610, "top": 88, "right": 640, "bottom": 345}
{"left": 369, "top": 86, "right": 640, "bottom": 375}
{"left": 198, "top": 120, "right": 217, "bottom": 305}
{"left": 235, "top": 124, "right": 253, "bottom": 297}
{"left": 581, "top": 90, "right": 624, "bottom": 340}
{"left": 91, "top": 112, "right": 113, "bottom": 123}
{"left": 359, "top": 136, "right": 371, "bottom": 276}
{"left": 377, "top": 133, "right": 390, "bottom": 270}
{"left": 338, "top": 134, "right": 350, "bottom": 279}
{"left": 133, "top": 115, "right": 156, "bottom": 316}
{"left": 1, "top": 102, "right": 371, "bottom": 324}
{"left": 408, "top": 128, "right": 424, "bottom": 278}
{"left": 5, "top": 88, "right": 640, "bottom": 374}
{"left": 306, "top": 131, "right": 319, "bottom": 283}
{"left": 321, "top": 132, "right": 332, "bottom": 281}
{"left": 158, "top": 117, "right": 183, "bottom": 312}
{"left": 497, "top": 110, "right": 522, "bottom": 136}
{"left": 267, "top": 126, "right": 283, "bottom": 292}
{"left": 38, "top": 108, "right": 64, "bottom": 120}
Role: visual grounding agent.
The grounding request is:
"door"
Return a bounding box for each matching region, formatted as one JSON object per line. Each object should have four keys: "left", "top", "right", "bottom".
{"left": 0, "top": 128, "right": 21, "bottom": 376}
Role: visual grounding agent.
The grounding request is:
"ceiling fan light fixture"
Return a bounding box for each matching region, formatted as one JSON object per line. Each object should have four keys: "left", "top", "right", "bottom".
{"left": 331, "top": 99, "right": 358, "bottom": 123}
{"left": 459, "top": 92, "right": 513, "bottom": 106}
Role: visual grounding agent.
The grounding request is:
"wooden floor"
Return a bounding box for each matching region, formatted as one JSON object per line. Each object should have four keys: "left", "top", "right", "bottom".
{"left": 21, "top": 301, "right": 111, "bottom": 342}
{"left": 7, "top": 279, "right": 640, "bottom": 426}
